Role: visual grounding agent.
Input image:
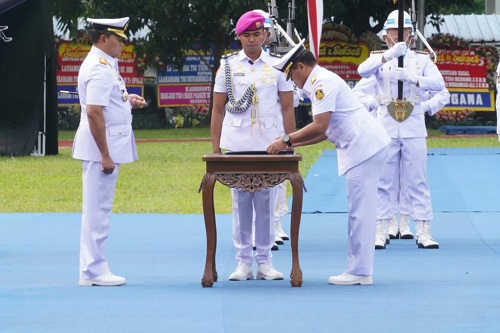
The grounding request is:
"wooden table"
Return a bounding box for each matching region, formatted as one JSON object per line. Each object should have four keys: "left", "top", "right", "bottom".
{"left": 199, "top": 153, "right": 305, "bottom": 287}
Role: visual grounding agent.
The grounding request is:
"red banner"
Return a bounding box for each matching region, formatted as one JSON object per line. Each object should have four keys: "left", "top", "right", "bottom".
{"left": 435, "top": 49, "right": 493, "bottom": 111}
{"left": 56, "top": 41, "right": 143, "bottom": 106}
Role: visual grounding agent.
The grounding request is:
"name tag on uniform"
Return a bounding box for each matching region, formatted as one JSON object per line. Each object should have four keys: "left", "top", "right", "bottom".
{"left": 233, "top": 73, "right": 245, "bottom": 77}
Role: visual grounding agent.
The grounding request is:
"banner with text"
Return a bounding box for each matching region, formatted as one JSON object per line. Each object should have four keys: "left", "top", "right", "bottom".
{"left": 435, "top": 49, "right": 494, "bottom": 111}
{"left": 56, "top": 41, "right": 143, "bottom": 106}
{"left": 317, "top": 41, "right": 371, "bottom": 88}
{"left": 157, "top": 48, "right": 214, "bottom": 107}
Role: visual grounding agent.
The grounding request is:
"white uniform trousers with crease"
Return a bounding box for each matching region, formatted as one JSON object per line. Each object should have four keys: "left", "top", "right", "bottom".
{"left": 79, "top": 161, "right": 120, "bottom": 280}
{"left": 345, "top": 147, "right": 387, "bottom": 276}
{"left": 232, "top": 187, "right": 276, "bottom": 265}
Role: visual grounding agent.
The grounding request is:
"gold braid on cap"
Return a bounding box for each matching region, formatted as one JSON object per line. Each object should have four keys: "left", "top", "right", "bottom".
{"left": 107, "top": 28, "right": 125, "bottom": 35}
{"left": 284, "top": 62, "right": 294, "bottom": 78}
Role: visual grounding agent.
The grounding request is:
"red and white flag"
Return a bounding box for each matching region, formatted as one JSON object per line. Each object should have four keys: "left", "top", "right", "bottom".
{"left": 307, "top": 0, "right": 323, "bottom": 60}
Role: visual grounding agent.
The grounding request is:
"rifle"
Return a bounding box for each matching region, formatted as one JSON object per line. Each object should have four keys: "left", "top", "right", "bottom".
{"left": 267, "top": 0, "right": 300, "bottom": 55}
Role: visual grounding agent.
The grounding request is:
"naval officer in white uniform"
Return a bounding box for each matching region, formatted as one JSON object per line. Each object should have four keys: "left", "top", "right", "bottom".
{"left": 211, "top": 11, "right": 295, "bottom": 281}
{"left": 268, "top": 40, "right": 390, "bottom": 285}
{"left": 357, "top": 10, "right": 450, "bottom": 249}
{"left": 73, "top": 17, "right": 146, "bottom": 286}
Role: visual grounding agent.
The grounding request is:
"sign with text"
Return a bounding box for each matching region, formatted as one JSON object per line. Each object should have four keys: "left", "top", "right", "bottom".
{"left": 157, "top": 42, "right": 243, "bottom": 107}
{"left": 317, "top": 41, "right": 371, "bottom": 88}
{"left": 435, "top": 49, "right": 494, "bottom": 111}
{"left": 56, "top": 41, "right": 143, "bottom": 106}
{"left": 158, "top": 48, "right": 214, "bottom": 107}
{"left": 158, "top": 84, "right": 211, "bottom": 107}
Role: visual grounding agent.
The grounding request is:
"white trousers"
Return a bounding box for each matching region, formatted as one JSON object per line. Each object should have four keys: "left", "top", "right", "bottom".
{"left": 232, "top": 187, "right": 275, "bottom": 265}
{"left": 345, "top": 147, "right": 387, "bottom": 276}
{"left": 377, "top": 138, "right": 433, "bottom": 221}
{"left": 79, "top": 161, "right": 120, "bottom": 280}
{"left": 391, "top": 154, "right": 411, "bottom": 216}
{"left": 274, "top": 182, "right": 288, "bottom": 222}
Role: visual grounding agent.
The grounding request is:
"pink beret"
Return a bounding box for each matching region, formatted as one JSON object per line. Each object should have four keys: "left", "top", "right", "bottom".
{"left": 235, "top": 11, "right": 265, "bottom": 34}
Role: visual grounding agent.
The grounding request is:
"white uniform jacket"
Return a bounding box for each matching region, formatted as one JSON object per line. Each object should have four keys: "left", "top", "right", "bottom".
{"left": 302, "top": 66, "right": 390, "bottom": 176}
{"left": 358, "top": 50, "right": 449, "bottom": 138}
{"left": 72, "top": 46, "right": 138, "bottom": 163}
{"left": 213, "top": 50, "right": 293, "bottom": 151}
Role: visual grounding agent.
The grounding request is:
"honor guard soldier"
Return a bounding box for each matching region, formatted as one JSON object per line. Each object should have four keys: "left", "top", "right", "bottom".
{"left": 73, "top": 17, "right": 147, "bottom": 286}
{"left": 356, "top": 10, "right": 450, "bottom": 249}
{"left": 210, "top": 11, "right": 295, "bottom": 281}
{"left": 268, "top": 40, "right": 390, "bottom": 285}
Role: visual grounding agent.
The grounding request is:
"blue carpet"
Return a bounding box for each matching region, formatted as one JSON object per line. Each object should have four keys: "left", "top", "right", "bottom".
{"left": 439, "top": 125, "right": 497, "bottom": 135}
{"left": 1, "top": 147, "right": 500, "bottom": 332}
{"left": 302, "top": 147, "right": 500, "bottom": 213}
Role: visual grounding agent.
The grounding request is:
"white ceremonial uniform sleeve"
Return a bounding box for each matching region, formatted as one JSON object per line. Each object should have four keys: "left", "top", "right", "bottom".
{"left": 277, "top": 70, "right": 293, "bottom": 92}
{"left": 311, "top": 80, "right": 336, "bottom": 116}
{"left": 358, "top": 54, "right": 384, "bottom": 78}
{"left": 86, "top": 65, "right": 114, "bottom": 106}
{"left": 213, "top": 59, "right": 227, "bottom": 93}
{"left": 422, "top": 87, "right": 450, "bottom": 116}
{"left": 352, "top": 76, "right": 379, "bottom": 116}
{"left": 416, "top": 60, "right": 446, "bottom": 91}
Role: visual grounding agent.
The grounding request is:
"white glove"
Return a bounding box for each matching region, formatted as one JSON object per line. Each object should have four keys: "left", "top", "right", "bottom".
{"left": 358, "top": 95, "right": 379, "bottom": 114}
{"left": 383, "top": 42, "right": 408, "bottom": 61}
{"left": 394, "top": 67, "right": 418, "bottom": 85}
{"left": 368, "top": 97, "right": 379, "bottom": 112}
{"left": 421, "top": 102, "right": 431, "bottom": 115}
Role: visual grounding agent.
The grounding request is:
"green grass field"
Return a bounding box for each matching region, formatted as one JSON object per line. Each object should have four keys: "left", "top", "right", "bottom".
{"left": 0, "top": 127, "right": 497, "bottom": 213}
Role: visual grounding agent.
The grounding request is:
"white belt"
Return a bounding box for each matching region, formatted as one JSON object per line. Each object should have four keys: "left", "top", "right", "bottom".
{"left": 379, "top": 58, "right": 421, "bottom": 106}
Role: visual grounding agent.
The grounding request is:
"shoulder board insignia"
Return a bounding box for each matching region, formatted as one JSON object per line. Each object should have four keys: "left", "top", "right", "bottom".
{"left": 415, "top": 50, "right": 429, "bottom": 54}
{"left": 221, "top": 51, "right": 238, "bottom": 59}
{"left": 99, "top": 57, "right": 108, "bottom": 65}
{"left": 371, "top": 50, "right": 384, "bottom": 54}
{"left": 268, "top": 52, "right": 282, "bottom": 58}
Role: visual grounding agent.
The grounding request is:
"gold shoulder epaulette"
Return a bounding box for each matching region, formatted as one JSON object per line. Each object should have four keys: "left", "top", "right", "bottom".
{"left": 221, "top": 51, "right": 238, "bottom": 59}
{"left": 371, "top": 50, "right": 384, "bottom": 54}
{"left": 99, "top": 57, "right": 108, "bottom": 65}
{"left": 268, "top": 52, "right": 282, "bottom": 58}
{"left": 415, "top": 50, "right": 429, "bottom": 55}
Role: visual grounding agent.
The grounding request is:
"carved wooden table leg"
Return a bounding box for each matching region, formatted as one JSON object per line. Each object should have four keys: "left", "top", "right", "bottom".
{"left": 201, "top": 173, "right": 217, "bottom": 287}
{"left": 289, "top": 172, "right": 304, "bottom": 287}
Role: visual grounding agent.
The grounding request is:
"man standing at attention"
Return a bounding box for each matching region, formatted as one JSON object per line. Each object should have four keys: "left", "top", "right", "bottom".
{"left": 210, "top": 11, "right": 295, "bottom": 281}
{"left": 73, "top": 17, "right": 147, "bottom": 286}
{"left": 357, "top": 10, "right": 449, "bottom": 249}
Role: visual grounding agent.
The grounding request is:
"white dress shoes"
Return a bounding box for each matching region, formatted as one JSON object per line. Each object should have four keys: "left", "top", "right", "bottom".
{"left": 328, "top": 272, "right": 373, "bottom": 285}
{"left": 228, "top": 262, "right": 254, "bottom": 281}
{"left": 256, "top": 263, "right": 284, "bottom": 280}
{"left": 79, "top": 273, "right": 127, "bottom": 286}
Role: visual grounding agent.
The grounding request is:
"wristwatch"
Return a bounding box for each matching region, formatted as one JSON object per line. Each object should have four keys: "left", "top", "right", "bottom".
{"left": 282, "top": 134, "right": 292, "bottom": 147}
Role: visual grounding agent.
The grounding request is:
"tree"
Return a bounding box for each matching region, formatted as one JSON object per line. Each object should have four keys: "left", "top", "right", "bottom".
{"left": 52, "top": 0, "right": 478, "bottom": 115}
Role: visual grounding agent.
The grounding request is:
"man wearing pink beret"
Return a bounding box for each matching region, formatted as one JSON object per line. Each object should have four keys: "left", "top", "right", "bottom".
{"left": 211, "top": 10, "right": 295, "bottom": 281}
